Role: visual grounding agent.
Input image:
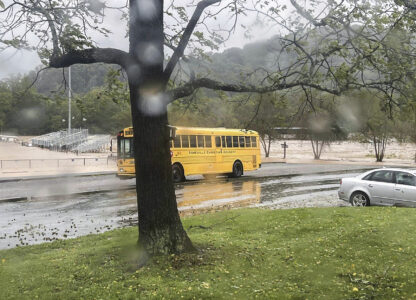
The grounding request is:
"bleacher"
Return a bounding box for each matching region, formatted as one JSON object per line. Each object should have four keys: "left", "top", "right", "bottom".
{"left": 72, "top": 135, "right": 111, "bottom": 153}
{"left": 31, "top": 129, "right": 88, "bottom": 151}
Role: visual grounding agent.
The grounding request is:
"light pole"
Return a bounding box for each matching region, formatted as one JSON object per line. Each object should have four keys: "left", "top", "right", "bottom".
{"left": 68, "top": 66, "right": 72, "bottom": 134}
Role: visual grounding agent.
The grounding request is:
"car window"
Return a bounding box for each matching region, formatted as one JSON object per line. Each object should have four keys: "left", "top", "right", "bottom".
{"left": 362, "top": 173, "right": 373, "bottom": 180}
{"left": 367, "top": 170, "right": 394, "bottom": 183}
{"left": 395, "top": 172, "right": 416, "bottom": 186}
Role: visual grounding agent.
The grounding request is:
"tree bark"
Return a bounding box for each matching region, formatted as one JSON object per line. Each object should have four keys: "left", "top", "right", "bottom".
{"left": 130, "top": 84, "right": 194, "bottom": 255}
{"left": 129, "top": 0, "right": 193, "bottom": 255}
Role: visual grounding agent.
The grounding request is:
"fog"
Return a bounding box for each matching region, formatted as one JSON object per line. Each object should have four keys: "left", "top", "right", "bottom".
{"left": 0, "top": 0, "right": 293, "bottom": 79}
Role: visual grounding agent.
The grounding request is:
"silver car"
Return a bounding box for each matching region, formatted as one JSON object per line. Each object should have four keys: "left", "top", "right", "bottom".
{"left": 338, "top": 168, "right": 416, "bottom": 207}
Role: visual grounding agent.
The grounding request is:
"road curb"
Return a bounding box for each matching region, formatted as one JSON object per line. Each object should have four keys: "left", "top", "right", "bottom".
{"left": 0, "top": 171, "right": 117, "bottom": 183}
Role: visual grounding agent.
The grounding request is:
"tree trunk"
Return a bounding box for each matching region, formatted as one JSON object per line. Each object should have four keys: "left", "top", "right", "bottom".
{"left": 129, "top": 0, "right": 193, "bottom": 256}
{"left": 311, "top": 139, "right": 320, "bottom": 159}
{"left": 373, "top": 136, "right": 384, "bottom": 162}
{"left": 260, "top": 134, "right": 269, "bottom": 157}
{"left": 267, "top": 136, "right": 272, "bottom": 158}
{"left": 130, "top": 88, "right": 194, "bottom": 254}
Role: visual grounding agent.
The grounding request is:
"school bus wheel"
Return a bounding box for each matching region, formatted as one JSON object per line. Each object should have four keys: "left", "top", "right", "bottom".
{"left": 229, "top": 160, "right": 243, "bottom": 178}
{"left": 172, "top": 163, "right": 185, "bottom": 183}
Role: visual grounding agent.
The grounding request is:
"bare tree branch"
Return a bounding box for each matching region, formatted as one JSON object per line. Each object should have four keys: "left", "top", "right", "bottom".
{"left": 163, "top": 0, "right": 220, "bottom": 81}
{"left": 169, "top": 77, "right": 344, "bottom": 101}
{"left": 49, "top": 48, "right": 132, "bottom": 69}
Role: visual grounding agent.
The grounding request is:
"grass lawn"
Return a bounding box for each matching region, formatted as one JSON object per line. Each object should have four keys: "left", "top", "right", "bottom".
{"left": 1, "top": 207, "right": 416, "bottom": 299}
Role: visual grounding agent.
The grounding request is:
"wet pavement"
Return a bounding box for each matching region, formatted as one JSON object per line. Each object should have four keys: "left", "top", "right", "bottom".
{"left": 0, "top": 164, "right": 367, "bottom": 250}
{"left": 0, "top": 163, "right": 376, "bottom": 201}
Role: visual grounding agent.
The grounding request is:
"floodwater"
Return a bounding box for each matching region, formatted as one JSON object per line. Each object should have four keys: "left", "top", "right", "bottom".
{"left": 0, "top": 171, "right": 357, "bottom": 249}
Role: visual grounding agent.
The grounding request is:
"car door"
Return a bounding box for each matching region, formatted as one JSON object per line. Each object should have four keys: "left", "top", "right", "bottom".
{"left": 393, "top": 171, "right": 416, "bottom": 207}
{"left": 364, "top": 170, "right": 396, "bottom": 204}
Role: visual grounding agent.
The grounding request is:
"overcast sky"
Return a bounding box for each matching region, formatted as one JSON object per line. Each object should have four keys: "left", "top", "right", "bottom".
{"left": 0, "top": 0, "right": 293, "bottom": 79}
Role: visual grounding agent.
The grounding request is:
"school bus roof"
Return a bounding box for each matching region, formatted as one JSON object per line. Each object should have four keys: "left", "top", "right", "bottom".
{"left": 175, "top": 126, "right": 258, "bottom": 135}
{"left": 122, "top": 126, "right": 258, "bottom": 136}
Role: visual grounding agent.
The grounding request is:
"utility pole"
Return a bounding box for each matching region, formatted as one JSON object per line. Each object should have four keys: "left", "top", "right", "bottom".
{"left": 68, "top": 66, "right": 72, "bottom": 134}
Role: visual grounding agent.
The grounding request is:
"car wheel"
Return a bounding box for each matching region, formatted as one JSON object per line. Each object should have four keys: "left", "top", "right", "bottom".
{"left": 350, "top": 192, "right": 370, "bottom": 207}
{"left": 229, "top": 161, "right": 243, "bottom": 178}
{"left": 172, "top": 164, "right": 185, "bottom": 183}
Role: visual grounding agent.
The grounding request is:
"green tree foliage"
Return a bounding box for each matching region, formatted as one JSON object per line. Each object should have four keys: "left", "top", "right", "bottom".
{"left": 0, "top": 81, "right": 12, "bottom": 133}
{"left": 75, "top": 88, "right": 131, "bottom": 134}
{"left": 0, "top": 76, "right": 51, "bottom": 135}
{"left": 0, "top": 71, "right": 131, "bottom": 135}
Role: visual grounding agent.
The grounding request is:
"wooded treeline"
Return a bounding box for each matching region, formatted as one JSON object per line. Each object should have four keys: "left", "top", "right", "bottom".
{"left": 3, "top": 34, "right": 416, "bottom": 148}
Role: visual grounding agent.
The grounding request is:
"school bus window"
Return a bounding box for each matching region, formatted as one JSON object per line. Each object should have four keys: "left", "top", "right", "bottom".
{"left": 174, "top": 135, "right": 181, "bottom": 148}
{"left": 226, "top": 136, "right": 232, "bottom": 148}
{"left": 215, "top": 136, "right": 221, "bottom": 147}
{"left": 221, "top": 136, "right": 226, "bottom": 148}
{"left": 205, "top": 136, "right": 212, "bottom": 148}
{"left": 197, "top": 136, "right": 204, "bottom": 148}
{"left": 190, "top": 135, "right": 197, "bottom": 148}
{"left": 232, "top": 136, "right": 239, "bottom": 147}
{"left": 181, "top": 135, "right": 189, "bottom": 147}
{"left": 245, "top": 136, "right": 251, "bottom": 147}
{"left": 239, "top": 136, "right": 245, "bottom": 147}
{"left": 251, "top": 136, "right": 257, "bottom": 147}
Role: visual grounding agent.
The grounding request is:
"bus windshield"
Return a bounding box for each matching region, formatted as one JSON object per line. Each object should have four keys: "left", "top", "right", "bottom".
{"left": 118, "top": 137, "right": 134, "bottom": 159}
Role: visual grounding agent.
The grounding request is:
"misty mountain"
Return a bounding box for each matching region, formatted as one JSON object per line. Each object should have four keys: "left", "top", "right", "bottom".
{"left": 29, "top": 63, "right": 120, "bottom": 95}
{"left": 21, "top": 35, "right": 288, "bottom": 96}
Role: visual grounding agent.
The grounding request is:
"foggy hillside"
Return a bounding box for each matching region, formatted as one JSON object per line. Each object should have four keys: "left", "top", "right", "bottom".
{"left": 24, "top": 35, "right": 288, "bottom": 95}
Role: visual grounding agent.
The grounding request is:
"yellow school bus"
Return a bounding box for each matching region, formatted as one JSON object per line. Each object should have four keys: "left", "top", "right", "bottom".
{"left": 117, "top": 126, "right": 261, "bottom": 182}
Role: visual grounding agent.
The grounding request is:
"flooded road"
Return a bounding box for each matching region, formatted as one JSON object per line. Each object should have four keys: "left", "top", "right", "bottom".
{"left": 0, "top": 167, "right": 360, "bottom": 250}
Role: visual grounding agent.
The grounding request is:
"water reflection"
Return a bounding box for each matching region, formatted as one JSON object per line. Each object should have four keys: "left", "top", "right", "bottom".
{"left": 177, "top": 179, "right": 261, "bottom": 216}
